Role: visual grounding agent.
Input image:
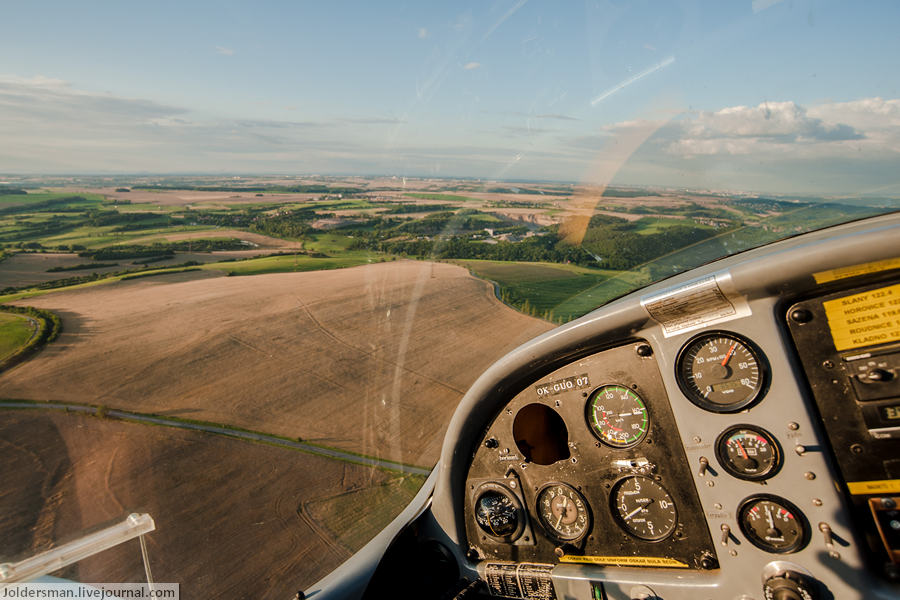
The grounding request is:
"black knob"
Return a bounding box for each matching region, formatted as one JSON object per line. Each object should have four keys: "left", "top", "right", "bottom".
{"left": 763, "top": 571, "right": 818, "bottom": 600}
{"left": 867, "top": 368, "right": 893, "bottom": 382}
{"left": 484, "top": 437, "right": 499, "bottom": 449}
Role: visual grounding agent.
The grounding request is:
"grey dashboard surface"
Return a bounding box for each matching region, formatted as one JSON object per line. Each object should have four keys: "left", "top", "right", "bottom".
{"left": 428, "top": 213, "right": 900, "bottom": 600}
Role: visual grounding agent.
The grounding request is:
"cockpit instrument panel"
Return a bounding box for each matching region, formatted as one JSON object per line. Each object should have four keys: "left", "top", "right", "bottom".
{"left": 463, "top": 342, "right": 717, "bottom": 569}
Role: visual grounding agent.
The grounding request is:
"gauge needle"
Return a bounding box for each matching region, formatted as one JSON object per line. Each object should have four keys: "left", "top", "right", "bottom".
{"left": 765, "top": 505, "right": 775, "bottom": 530}
{"left": 721, "top": 343, "right": 737, "bottom": 366}
{"left": 488, "top": 515, "right": 499, "bottom": 537}
{"left": 624, "top": 501, "right": 651, "bottom": 520}
{"left": 735, "top": 441, "right": 749, "bottom": 459}
{"left": 556, "top": 497, "right": 568, "bottom": 528}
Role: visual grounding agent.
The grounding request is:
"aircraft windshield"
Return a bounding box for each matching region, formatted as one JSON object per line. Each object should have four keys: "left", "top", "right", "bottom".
{"left": 0, "top": 1, "right": 898, "bottom": 597}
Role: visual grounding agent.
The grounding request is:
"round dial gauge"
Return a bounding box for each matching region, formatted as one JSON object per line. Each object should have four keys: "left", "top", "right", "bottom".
{"left": 738, "top": 495, "right": 810, "bottom": 554}
{"left": 586, "top": 385, "right": 650, "bottom": 448}
{"left": 612, "top": 476, "right": 677, "bottom": 541}
{"left": 676, "top": 332, "right": 768, "bottom": 413}
{"left": 474, "top": 484, "right": 523, "bottom": 541}
{"left": 536, "top": 483, "right": 591, "bottom": 542}
{"left": 715, "top": 425, "right": 782, "bottom": 481}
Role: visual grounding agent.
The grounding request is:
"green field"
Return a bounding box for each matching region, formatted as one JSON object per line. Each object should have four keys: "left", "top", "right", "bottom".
{"left": 306, "top": 474, "right": 425, "bottom": 552}
{"left": 201, "top": 252, "right": 377, "bottom": 276}
{"left": 305, "top": 232, "right": 358, "bottom": 252}
{"left": 403, "top": 192, "right": 479, "bottom": 203}
{"left": 551, "top": 269, "right": 653, "bottom": 318}
{"left": 0, "top": 191, "right": 101, "bottom": 207}
{"left": 454, "top": 259, "right": 620, "bottom": 322}
{"left": 0, "top": 313, "right": 36, "bottom": 361}
{"left": 633, "top": 217, "right": 706, "bottom": 234}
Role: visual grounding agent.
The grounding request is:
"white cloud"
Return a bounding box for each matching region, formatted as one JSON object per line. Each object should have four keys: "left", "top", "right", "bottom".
{"left": 463, "top": 62, "right": 481, "bottom": 70}
{"left": 215, "top": 46, "right": 234, "bottom": 56}
{"left": 584, "top": 97, "right": 900, "bottom": 194}
{"left": 1, "top": 75, "right": 897, "bottom": 195}
{"left": 656, "top": 100, "right": 870, "bottom": 157}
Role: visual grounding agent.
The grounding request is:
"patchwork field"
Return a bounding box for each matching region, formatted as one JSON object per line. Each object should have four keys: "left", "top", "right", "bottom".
{"left": 0, "top": 261, "right": 552, "bottom": 467}
{"left": 0, "top": 410, "right": 409, "bottom": 597}
{"left": 0, "top": 250, "right": 291, "bottom": 290}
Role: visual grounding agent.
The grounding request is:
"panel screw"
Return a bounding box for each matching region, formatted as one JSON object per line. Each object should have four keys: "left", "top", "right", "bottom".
{"left": 813, "top": 498, "right": 823, "bottom": 506}
{"left": 693, "top": 436, "right": 702, "bottom": 443}
{"left": 805, "top": 472, "right": 816, "bottom": 480}
{"left": 636, "top": 344, "right": 653, "bottom": 357}
{"left": 788, "top": 422, "right": 799, "bottom": 431}
{"left": 822, "top": 360, "right": 835, "bottom": 369}
{"left": 850, "top": 443, "right": 864, "bottom": 454}
{"left": 790, "top": 308, "right": 813, "bottom": 323}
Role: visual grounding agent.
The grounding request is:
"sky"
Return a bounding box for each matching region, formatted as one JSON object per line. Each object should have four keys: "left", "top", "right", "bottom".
{"left": 1, "top": 0, "right": 898, "bottom": 195}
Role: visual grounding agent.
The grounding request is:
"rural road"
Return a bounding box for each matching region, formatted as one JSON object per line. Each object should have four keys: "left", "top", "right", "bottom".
{"left": 0, "top": 401, "right": 432, "bottom": 476}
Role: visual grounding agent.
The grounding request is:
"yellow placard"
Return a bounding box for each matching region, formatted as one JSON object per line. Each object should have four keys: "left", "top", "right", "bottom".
{"left": 814, "top": 257, "right": 900, "bottom": 284}
{"left": 559, "top": 555, "right": 689, "bottom": 568}
{"left": 847, "top": 479, "right": 900, "bottom": 495}
{"left": 822, "top": 283, "right": 900, "bottom": 351}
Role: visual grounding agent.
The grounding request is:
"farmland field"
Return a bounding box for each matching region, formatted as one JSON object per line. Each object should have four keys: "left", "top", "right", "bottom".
{"left": 202, "top": 252, "right": 375, "bottom": 275}
{"left": 453, "top": 259, "right": 613, "bottom": 321}
{"left": 0, "top": 410, "right": 409, "bottom": 597}
{"left": 0, "top": 261, "right": 552, "bottom": 467}
{"left": 0, "top": 313, "right": 35, "bottom": 361}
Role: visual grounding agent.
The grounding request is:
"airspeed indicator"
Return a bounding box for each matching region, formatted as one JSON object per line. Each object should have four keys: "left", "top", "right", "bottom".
{"left": 586, "top": 385, "right": 650, "bottom": 449}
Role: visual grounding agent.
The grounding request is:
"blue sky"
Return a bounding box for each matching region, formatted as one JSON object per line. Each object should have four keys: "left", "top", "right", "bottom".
{"left": 1, "top": 0, "right": 898, "bottom": 195}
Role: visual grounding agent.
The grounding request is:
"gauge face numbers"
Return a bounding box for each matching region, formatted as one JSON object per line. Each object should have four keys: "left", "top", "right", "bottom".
{"left": 586, "top": 385, "right": 650, "bottom": 448}
{"left": 738, "top": 495, "right": 810, "bottom": 554}
{"left": 474, "top": 484, "right": 524, "bottom": 541}
{"left": 716, "top": 426, "right": 782, "bottom": 481}
{"left": 676, "top": 332, "right": 767, "bottom": 413}
{"left": 612, "top": 476, "right": 677, "bottom": 541}
{"left": 536, "top": 483, "right": 591, "bottom": 542}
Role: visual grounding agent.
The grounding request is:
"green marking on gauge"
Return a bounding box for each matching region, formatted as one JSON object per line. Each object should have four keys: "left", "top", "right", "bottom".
{"left": 586, "top": 385, "right": 650, "bottom": 449}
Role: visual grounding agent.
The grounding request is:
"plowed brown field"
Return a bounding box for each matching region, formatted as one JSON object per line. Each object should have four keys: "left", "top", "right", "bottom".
{"left": 0, "top": 261, "right": 552, "bottom": 466}
{"left": 0, "top": 410, "right": 400, "bottom": 597}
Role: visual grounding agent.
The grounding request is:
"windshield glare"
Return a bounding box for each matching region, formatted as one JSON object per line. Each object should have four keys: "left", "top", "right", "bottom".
{"left": 0, "top": 1, "right": 898, "bottom": 596}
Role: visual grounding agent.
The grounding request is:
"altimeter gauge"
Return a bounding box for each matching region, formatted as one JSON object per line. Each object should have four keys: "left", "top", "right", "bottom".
{"left": 536, "top": 483, "right": 591, "bottom": 542}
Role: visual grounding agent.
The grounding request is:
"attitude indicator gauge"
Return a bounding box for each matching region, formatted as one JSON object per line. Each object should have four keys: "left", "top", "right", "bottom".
{"left": 612, "top": 476, "right": 677, "bottom": 541}
{"left": 536, "top": 483, "right": 591, "bottom": 542}
{"left": 738, "top": 495, "right": 810, "bottom": 554}
{"left": 586, "top": 385, "right": 650, "bottom": 448}
{"left": 716, "top": 425, "right": 782, "bottom": 481}
{"left": 676, "top": 332, "right": 768, "bottom": 413}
